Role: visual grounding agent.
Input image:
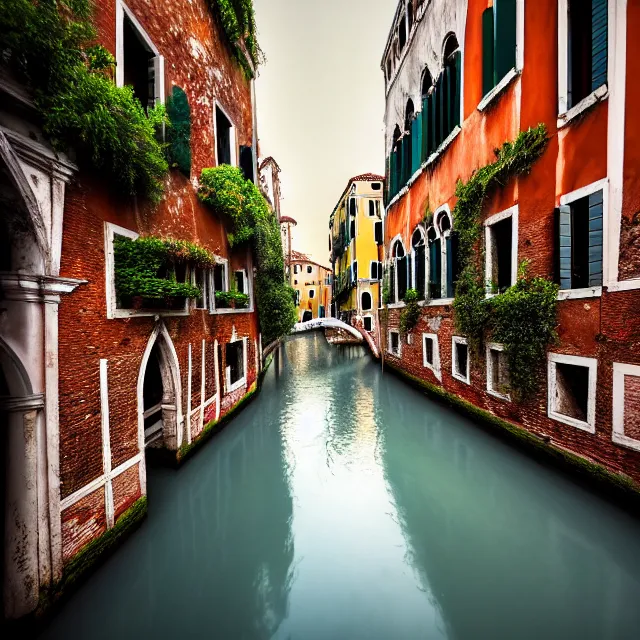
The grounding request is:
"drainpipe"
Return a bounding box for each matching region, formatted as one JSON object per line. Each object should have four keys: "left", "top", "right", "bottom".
{"left": 251, "top": 76, "right": 258, "bottom": 183}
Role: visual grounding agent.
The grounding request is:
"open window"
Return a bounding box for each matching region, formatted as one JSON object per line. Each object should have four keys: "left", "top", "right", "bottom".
{"left": 487, "top": 343, "right": 510, "bottom": 400}
{"left": 423, "top": 333, "right": 441, "bottom": 381}
{"left": 361, "top": 291, "right": 372, "bottom": 311}
{"left": 389, "top": 330, "right": 401, "bottom": 357}
{"left": 211, "top": 260, "right": 230, "bottom": 311}
{"left": 452, "top": 336, "right": 470, "bottom": 384}
{"left": 225, "top": 339, "right": 247, "bottom": 393}
{"left": 427, "top": 227, "right": 441, "bottom": 300}
{"left": 215, "top": 103, "right": 236, "bottom": 166}
{"left": 548, "top": 353, "right": 597, "bottom": 432}
{"left": 485, "top": 207, "right": 517, "bottom": 295}
{"left": 557, "top": 185, "right": 604, "bottom": 293}
{"left": 612, "top": 363, "right": 640, "bottom": 452}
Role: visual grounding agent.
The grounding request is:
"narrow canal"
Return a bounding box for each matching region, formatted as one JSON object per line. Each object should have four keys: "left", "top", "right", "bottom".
{"left": 41, "top": 334, "right": 640, "bottom": 640}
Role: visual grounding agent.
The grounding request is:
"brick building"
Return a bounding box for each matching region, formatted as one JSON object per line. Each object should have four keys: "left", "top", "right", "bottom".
{"left": 380, "top": 1, "right": 640, "bottom": 488}
{"left": 1, "top": 0, "right": 267, "bottom": 619}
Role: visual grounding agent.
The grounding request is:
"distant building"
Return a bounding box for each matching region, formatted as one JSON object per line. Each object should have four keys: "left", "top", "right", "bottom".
{"left": 329, "top": 175, "right": 385, "bottom": 334}
{"left": 259, "top": 156, "right": 283, "bottom": 220}
{"left": 279, "top": 215, "right": 297, "bottom": 275}
{"left": 290, "top": 251, "right": 332, "bottom": 322}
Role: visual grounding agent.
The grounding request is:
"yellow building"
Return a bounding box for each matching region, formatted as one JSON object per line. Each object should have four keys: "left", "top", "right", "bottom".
{"left": 329, "top": 174, "right": 385, "bottom": 334}
{"left": 290, "top": 250, "right": 333, "bottom": 322}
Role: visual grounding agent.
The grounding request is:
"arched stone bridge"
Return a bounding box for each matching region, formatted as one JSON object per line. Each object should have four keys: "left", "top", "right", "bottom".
{"left": 292, "top": 318, "right": 381, "bottom": 359}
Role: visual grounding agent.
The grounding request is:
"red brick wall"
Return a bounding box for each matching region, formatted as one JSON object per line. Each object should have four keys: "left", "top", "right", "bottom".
{"left": 112, "top": 465, "right": 142, "bottom": 521}
{"left": 624, "top": 375, "right": 640, "bottom": 442}
{"left": 61, "top": 488, "right": 107, "bottom": 562}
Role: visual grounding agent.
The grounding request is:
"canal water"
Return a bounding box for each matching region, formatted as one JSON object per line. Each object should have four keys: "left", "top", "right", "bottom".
{"left": 41, "top": 334, "right": 640, "bottom": 639}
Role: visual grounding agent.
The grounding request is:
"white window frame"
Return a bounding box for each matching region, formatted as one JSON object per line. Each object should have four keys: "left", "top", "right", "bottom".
{"left": 410, "top": 225, "right": 427, "bottom": 296}
{"left": 115, "top": 1, "right": 165, "bottom": 106}
{"left": 484, "top": 205, "right": 519, "bottom": 297}
{"left": 612, "top": 363, "right": 640, "bottom": 453}
{"left": 557, "top": 0, "right": 610, "bottom": 126}
{"left": 486, "top": 342, "right": 511, "bottom": 401}
{"left": 104, "top": 222, "right": 189, "bottom": 319}
{"left": 225, "top": 337, "right": 248, "bottom": 394}
{"left": 192, "top": 267, "right": 212, "bottom": 311}
{"left": 213, "top": 100, "right": 238, "bottom": 167}
{"left": 294, "top": 264, "right": 300, "bottom": 274}
{"left": 388, "top": 235, "right": 407, "bottom": 308}
{"left": 388, "top": 330, "right": 402, "bottom": 357}
{"left": 558, "top": 178, "right": 608, "bottom": 299}
{"left": 426, "top": 205, "right": 455, "bottom": 307}
{"left": 452, "top": 336, "right": 471, "bottom": 385}
{"left": 360, "top": 288, "right": 373, "bottom": 312}
{"left": 363, "top": 314, "right": 374, "bottom": 332}
{"left": 548, "top": 353, "right": 598, "bottom": 433}
{"left": 422, "top": 333, "right": 442, "bottom": 382}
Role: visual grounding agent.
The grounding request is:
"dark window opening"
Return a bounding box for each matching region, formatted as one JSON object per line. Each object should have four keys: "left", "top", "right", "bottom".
{"left": 428, "top": 228, "right": 442, "bottom": 299}
{"left": 422, "top": 69, "right": 433, "bottom": 99}
{"left": 488, "top": 216, "right": 513, "bottom": 293}
{"left": 425, "top": 337, "right": 434, "bottom": 365}
{"left": 399, "top": 20, "right": 407, "bottom": 50}
{"left": 309, "top": 289, "right": 315, "bottom": 299}
{"left": 364, "top": 316, "right": 373, "bottom": 332}
{"left": 143, "top": 344, "right": 163, "bottom": 443}
{"left": 555, "top": 362, "right": 590, "bottom": 422}
{"left": 216, "top": 106, "right": 233, "bottom": 166}
{"left": 372, "top": 182, "right": 382, "bottom": 191}
{"left": 349, "top": 198, "right": 357, "bottom": 217}
{"left": 362, "top": 292, "right": 372, "bottom": 311}
{"left": 390, "top": 331, "right": 400, "bottom": 355}
{"left": 239, "top": 146, "right": 254, "bottom": 182}
{"left": 375, "top": 221, "right": 383, "bottom": 245}
{"left": 386, "top": 58, "right": 392, "bottom": 80}
{"left": 369, "top": 200, "right": 376, "bottom": 217}
{"left": 235, "top": 270, "right": 245, "bottom": 294}
{"left": 226, "top": 341, "right": 244, "bottom": 387}
{"left": 350, "top": 219, "right": 356, "bottom": 239}
{"left": 307, "top": 265, "right": 313, "bottom": 274}
{"left": 195, "top": 268, "right": 208, "bottom": 309}
{"left": 455, "top": 342, "right": 469, "bottom": 379}
{"left": 412, "top": 229, "right": 426, "bottom": 300}
{"left": 443, "top": 33, "right": 460, "bottom": 61}
{"left": 489, "top": 348, "right": 510, "bottom": 395}
{"left": 213, "top": 263, "right": 226, "bottom": 292}
{"left": 123, "top": 15, "right": 156, "bottom": 110}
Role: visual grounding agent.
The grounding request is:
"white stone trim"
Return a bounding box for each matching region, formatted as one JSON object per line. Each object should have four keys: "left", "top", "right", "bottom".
{"left": 484, "top": 205, "right": 519, "bottom": 296}
{"left": 557, "top": 286, "right": 602, "bottom": 301}
{"left": 478, "top": 68, "right": 520, "bottom": 113}
{"left": 99, "top": 360, "right": 115, "bottom": 529}
{"left": 388, "top": 329, "right": 402, "bottom": 357}
{"left": 186, "top": 343, "right": 192, "bottom": 444}
{"left": 548, "top": 353, "right": 598, "bottom": 433}
{"left": 225, "top": 337, "right": 248, "bottom": 394}
{"left": 607, "top": 279, "right": 640, "bottom": 293}
{"left": 486, "top": 342, "right": 511, "bottom": 402}
{"left": 214, "top": 339, "right": 221, "bottom": 421}
{"left": 213, "top": 99, "right": 238, "bottom": 167}
{"left": 558, "top": 85, "right": 609, "bottom": 129}
{"left": 422, "top": 333, "right": 441, "bottom": 381}
{"left": 612, "top": 362, "right": 640, "bottom": 453}
{"left": 452, "top": 336, "right": 470, "bottom": 385}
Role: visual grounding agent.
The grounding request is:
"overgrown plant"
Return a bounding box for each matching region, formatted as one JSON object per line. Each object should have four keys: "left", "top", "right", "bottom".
{"left": 198, "top": 166, "right": 297, "bottom": 344}
{"left": 166, "top": 86, "right": 192, "bottom": 177}
{"left": 215, "top": 289, "right": 250, "bottom": 309}
{"left": 399, "top": 289, "right": 421, "bottom": 334}
{"left": 452, "top": 125, "right": 558, "bottom": 400}
{"left": 0, "top": 0, "right": 169, "bottom": 201}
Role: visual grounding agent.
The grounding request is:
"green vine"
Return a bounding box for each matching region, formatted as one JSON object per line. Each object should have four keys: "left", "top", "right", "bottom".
{"left": 215, "top": 289, "right": 250, "bottom": 309}
{"left": 382, "top": 269, "right": 391, "bottom": 305}
{"left": 166, "top": 86, "right": 192, "bottom": 177}
{"left": 198, "top": 166, "right": 297, "bottom": 344}
{"left": 399, "top": 289, "right": 421, "bottom": 334}
{"left": 114, "top": 236, "right": 214, "bottom": 303}
{"left": 452, "top": 125, "right": 559, "bottom": 400}
{"left": 0, "top": 0, "right": 169, "bottom": 202}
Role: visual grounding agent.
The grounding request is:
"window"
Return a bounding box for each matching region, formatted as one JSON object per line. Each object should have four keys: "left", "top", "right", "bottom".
{"left": 215, "top": 104, "right": 236, "bottom": 166}
{"left": 482, "top": 0, "right": 517, "bottom": 97}
{"left": 371, "top": 182, "right": 382, "bottom": 191}
{"left": 211, "top": 261, "right": 233, "bottom": 311}
{"left": 375, "top": 220, "right": 383, "bottom": 245}
{"left": 368, "top": 200, "right": 377, "bottom": 217}
{"left": 422, "top": 333, "right": 441, "bottom": 381}
{"left": 235, "top": 270, "right": 246, "bottom": 294}
{"left": 294, "top": 265, "right": 300, "bottom": 274}
{"left": 548, "top": 353, "right": 597, "bottom": 432}
{"left": 428, "top": 227, "right": 441, "bottom": 300}
{"left": 612, "top": 363, "right": 640, "bottom": 452}
{"left": 361, "top": 291, "right": 372, "bottom": 311}
{"left": 294, "top": 280, "right": 298, "bottom": 285}
{"left": 557, "top": 185, "right": 604, "bottom": 293}
{"left": 399, "top": 19, "right": 407, "bottom": 50}
{"left": 411, "top": 228, "right": 426, "bottom": 300}
{"left": 560, "top": 0, "right": 608, "bottom": 114}
{"left": 194, "top": 267, "right": 210, "bottom": 310}
{"left": 370, "top": 261, "right": 382, "bottom": 280}
{"left": 352, "top": 261, "right": 358, "bottom": 281}
{"left": 389, "top": 330, "right": 401, "bottom": 357}
{"left": 364, "top": 316, "right": 373, "bottom": 332}
{"left": 309, "top": 289, "right": 315, "bottom": 299}
{"left": 307, "top": 265, "right": 313, "bottom": 274}
{"left": 389, "top": 239, "right": 407, "bottom": 304}
{"left": 487, "top": 343, "right": 510, "bottom": 400}
{"left": 427, "top": 208, "right": 458, "bottom": 302}
{"left": 452, "top": 336, "right": 470, "bottom": 384}
{"left": 225, "top": 339, "right": 246, "bottom": 392}
{"left": 485, "top": 207, "right": 517, "bottom": 294}
{"left": 239, "top": 146, "right": 254, "bottom": 182}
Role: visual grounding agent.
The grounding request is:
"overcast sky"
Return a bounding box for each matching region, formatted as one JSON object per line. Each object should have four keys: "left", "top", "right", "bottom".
{"left": 254, "top": 0, "right": 398, "bottom": 266}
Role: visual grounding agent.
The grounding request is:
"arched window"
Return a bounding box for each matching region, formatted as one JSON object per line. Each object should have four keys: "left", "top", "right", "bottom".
{"left": 411, "top": 227, "right": 426, "bottom": 300}
{"left": 443, "top": 33, "right": 460, "bottom": 62}
{"left": 427, "top": 226, "right": 442, "bottom": 300}
{"left": 361, "top": 291, "right": 372, "bottom": 311}
{"left": 421, "top": 69, "right": 433, "bottom": 99}
{"left": 427, "top": 208, "right": 458, "bottom": 301}
{"left": 393, "top": 124, "right": 402, "bottom": 150}
{"left": 405, "top": 99, "right": 415, "bottom": 131}
{"left": 389, "top": 239, "right": 408, "bottom": 304}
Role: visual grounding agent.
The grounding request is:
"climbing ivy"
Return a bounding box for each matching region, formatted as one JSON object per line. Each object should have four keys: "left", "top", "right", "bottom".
{"left": 452, "top": 125, "right": 559, "bottom": 400}
{"left": 399, "top": 289, "right": 421, "bottom": 334}
{"left": 198, "top": 166, "right": 297, "bottom": 344}
{"left": 0, "top": 0, "right": 169, "bottom": 202}
{"left": 166, "top": 87, "right": 192, "bottom": 177}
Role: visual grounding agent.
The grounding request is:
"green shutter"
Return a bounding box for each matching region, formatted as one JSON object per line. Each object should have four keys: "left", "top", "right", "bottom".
{"left": 444, "top": 64, "right": 453, "bottom": 138}
{"left": 588, "top": 191, "right": 604, "bottom": 287}
{"left": 453, "top": 50, "right": 462, "bottom": 128}
{"left": 446, "top": 236, "right": 454, "bottom": 298}
{"left": 494, "top": 0, "right": 517, "bottom": 83}
{"left": 591, "top": 0, "right": 608, "bottom": 91}
{"left": 389, "top": 151, "right": 397, "bottom": 199}
{"left": 411, "top": 115, "right": 422, "bottom": 174}
{"left": 558, "top": 205, "right": 573, "bottom": 290}
{"left": 483, "top": 7, "right": 495, "bottom": 95}
{"left": 421, "top": 97, "right": 429, "bottom": 162}
{"left": 438, "top": 74, "right": 445, "bottom": 146}
{"left": 398, "top": 138, "right": 405, "bottom": 192}
{"left": 404, "top": 134, "right": 412, "bottom": 184}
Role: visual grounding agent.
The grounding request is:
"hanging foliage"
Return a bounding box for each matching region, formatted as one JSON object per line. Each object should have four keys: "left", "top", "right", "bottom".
{"left": 198, "top": 166, "right": 297, "bottom": 344}
{"left": 166, "top": 86, "right": 192, "bottom": 177}
{"left": 0, "top": 0, "right": 169, "bottom": 202}
{"left": 399, "top": 289, "right": 421, "bottom": 334}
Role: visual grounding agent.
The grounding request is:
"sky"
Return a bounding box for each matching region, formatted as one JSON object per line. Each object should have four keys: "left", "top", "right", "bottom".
{"left": 254, "top": 0, "right": 398, "bottom": 266}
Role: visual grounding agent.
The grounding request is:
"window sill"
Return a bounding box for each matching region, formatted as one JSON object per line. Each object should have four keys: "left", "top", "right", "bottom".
{"left": 557, "top": 84, "right": 608, "bottom": 129}
{"left": 387, "top": 350, "right": 401, "bottom": 358}
{"left": 211, "top": 306, "right": 254, "bottom": 315}
{"left": 606, "top": 278, "right": 640, "bottom": 293}
{"left": 548, "top": 409, "right": 595, "bottom": 434}
{"left": 387, "top": 302, "right": 406, "bottom": 309}
{"left": 557, "top": 286, "right": 602, "bottom": 301}
{"left": 477, "top": 68, "right": 520, "bottom": 112}
{"left": 226, "top": 378, "right": 247, "bottom": 395}
{"left": 111, "top": 309, "right": 189, "bottom": 319}
{"left": 612, "top": 433, "right": 640, "bottom": 454}
{"left": 424, "top": 364, "right": 442, "bottom": 382}
{"left": 487, "top": 388, "right": 511, "bottom": 403}
{"left": 452, "top": 372, "right": 470, "bottom": 386}
{"left": 424, "top": 298, "right": 454, "bottom": 307}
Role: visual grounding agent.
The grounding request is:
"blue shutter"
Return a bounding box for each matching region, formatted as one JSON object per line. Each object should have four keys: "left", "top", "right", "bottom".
{"left": 421, "top": 97, "right": 430, "bottom": 162}
{"left": 588, "top": 191, "right": 603, "bottom": 286}
{"left": 591, "top": 0, "right": 608, "bottom": 91}
{"left": 482, "top": 7, "right": 495, "bottom": 95}
{"left": 558, "top": 205, "right": 573, "bottom": 290}
{"left": 411, "top": 115, "right": 422, "bottom": 174}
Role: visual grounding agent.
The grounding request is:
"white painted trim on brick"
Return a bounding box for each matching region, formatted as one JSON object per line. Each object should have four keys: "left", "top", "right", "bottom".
{"left": 213, "top": 99, "right": 238, "bottom": 167}
{"left": 557, "top": 286, "right": 602, "bottom": 301}
{"left": 560, "top": 178, "right": 609, "bottom": 208}
{"left": 484, "top": 205, "right": 519, "bottom": 295}
{"left": 214, "top": 339, "right": 221, "bottom": 421}
{"left": 607, "top": 279, "right": 640, "bottom": 293}
{"left": 612, "top": 363, "right": 640, "bottom": 452}
{"left": 486, "top": 342, "right": 511, "bottom": 402}
{"left": 186, "top": 343, "right": 192, "bottom": 444}
{"left": 548, "top": 353, "right": 598, "bottom": 434}
{"left": 452, "top": 336, "right": 470, "bottom": 385}
{"left": 225, "top": 337, "right": 248, "bottom": 394}
{"left": 99, "top": 360, "right": 115, "bottom": 529}
{"left": 388, "top": 329, "right": 401, "bottom": 357}
{"left": 422, "top": 333, "right": 441, "bottom": 382}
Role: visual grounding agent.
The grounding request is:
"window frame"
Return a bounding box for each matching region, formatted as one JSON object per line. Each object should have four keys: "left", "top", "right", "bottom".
{"left": 411, "top": 225, "right": 427, "bottom": 299}
{"left": 486, "top": 342, "right": 511, "bottom": 401}
{"left": 308, "top": 288, "right": 315, "bottom": 300}
{"left": 558, "top": 179, "right": 608, "bottom": 299}
{"left": 484, "top": 205, "right": 519, "bottom": 297}
{"left": 612, "top": 363, "right": 640, "bottom": 453}
{"left": 426, "top": 206, "right": 455, "bottom": 306}
{"left": 225, "top": 337, "right": 248, "bottom": 394}
{"left": 388, "top": 329, "right": 402, "bottom": 357}
{"left": 213, "top": 100, "right": 238, "bottom": 167}
{"left": 452, "top": 336, "right": 471, "bottom": 385}
{"left": 363, "top": 314, "right": 374, "bottom": 332}
{"left": 422, "top": 333, "right": 442, "bottom": 381}
{"left": 388, "top": 236, "right": 407, "bottom": 308}
{"left": 548, "top": 353, "right": 598, "bottom": 433}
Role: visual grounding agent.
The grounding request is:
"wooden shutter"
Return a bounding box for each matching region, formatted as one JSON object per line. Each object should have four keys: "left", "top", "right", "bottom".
{"left": 437, "top": 74, "right": 445, "bottom": 147}
{"left": 588, "top": 191, "right": 604, "bottom": 286}
{"left": 483, "top": 7, "right": 495, "bottom": 95}
{"left": 421, "top": 97, "right": 430, "bottom": 162}
{"left": 558, "top": 205, "right": 573, "bottom": 290}
{"left": 591, "top": 0, "right": 608, "bottom": 91}
{"left": 398, "top": 138, "right": 405, "bottom": 191}
{"left": 411, "top": 116, "right": 422, "bottom": 175}
{"left": 398, "top": 256, "right": 408, "bottom": 300}
{"left": 444, "top": 64, "right": 453, "bottom": 138}
{"left": 494, "top": 0, "right": 517, "bottom": 82}
{"left": 453, "top": 51, "right": 462, "bottom": 128}
{"left": 416, "top": 246, "right": 426, "bottom": 300}
{"left": 404, "top": 134, "right": 412, "bottom": 184}
{"left": 374, "top": 220, "right": 383, "bottom": 245}
{"left": 390, "top": 263, "right": 396, "bottom": 302}
{"left": 446, "top": 236, "right": 455, "bottom": 298}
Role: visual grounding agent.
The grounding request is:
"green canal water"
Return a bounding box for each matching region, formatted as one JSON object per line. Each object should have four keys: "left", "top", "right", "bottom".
{"left": 41, "top": 334, "right": 640, "bottom": 639}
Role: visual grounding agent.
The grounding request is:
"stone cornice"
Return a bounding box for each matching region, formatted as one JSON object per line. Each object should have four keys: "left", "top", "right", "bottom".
{"left": 0, "top": 273, "right": 87, "bottom": 302}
